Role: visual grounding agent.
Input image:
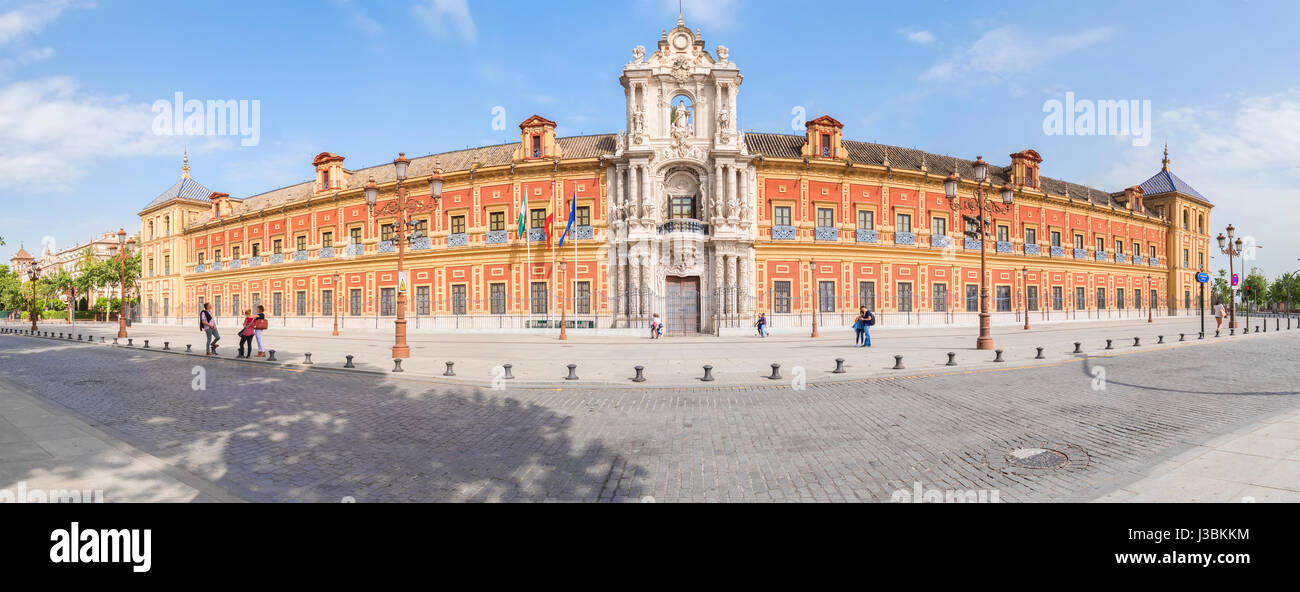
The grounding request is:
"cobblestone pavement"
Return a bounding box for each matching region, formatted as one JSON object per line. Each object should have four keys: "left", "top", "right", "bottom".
{"left": 0, "top": 330, "right": 1296, "bottom": 502}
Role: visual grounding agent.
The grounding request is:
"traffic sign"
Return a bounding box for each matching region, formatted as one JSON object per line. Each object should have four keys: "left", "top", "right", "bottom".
{"left": 1197, "top": 272, "right": 1210, "bottom": 284}
{"left": 1231, "top": 273, "right": 1240, "bottom": 287}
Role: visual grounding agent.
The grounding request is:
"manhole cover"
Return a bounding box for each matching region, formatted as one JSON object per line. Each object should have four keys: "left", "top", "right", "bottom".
{"left": 1006, "top": 448, "right": 1068, "bottom": 469}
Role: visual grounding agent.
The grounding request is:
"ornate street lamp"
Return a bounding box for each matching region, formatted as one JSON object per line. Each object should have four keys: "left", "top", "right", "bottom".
{"left": 27, "top": 267, "right": 38, "bottom": 332}
{"left": 1217, "top": 225, "right": 1244, "bottom": 330}
{"left": 809, "top": 260, "right": 820, "bottom": 338}
{"left": 107, "top": 228, "right": 129, "bottom": 338}
{"left": 558, "top": 260, "right": 568, "bottom": 340}
{"left": 944, "top": 156, "right": 1014, "bottom": 350}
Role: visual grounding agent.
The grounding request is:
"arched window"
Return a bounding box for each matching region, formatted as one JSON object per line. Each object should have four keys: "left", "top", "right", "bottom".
{"left": 148, "top": 221, "right": 154, "bottom": 239}
{"left": 1182, "top": 210, "right": 1189, "bottom": 230}
{"left": 1197, "top": 214, "right": 1204, "bottom": 233}
{"left": 164, "top": 215, "right": 170, "bottom": 235}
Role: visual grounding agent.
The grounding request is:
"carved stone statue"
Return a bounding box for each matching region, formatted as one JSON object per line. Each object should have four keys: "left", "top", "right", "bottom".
{"left": 716, "top": 45, "right": 729, "bottom": 63}
{"left": 632, "top": 45, "right": 645, "bottom": 63}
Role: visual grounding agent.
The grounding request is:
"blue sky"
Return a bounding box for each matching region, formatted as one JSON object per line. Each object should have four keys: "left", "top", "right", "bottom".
{"left": 2, "top": 0, "right": 1298, "bottom": 276}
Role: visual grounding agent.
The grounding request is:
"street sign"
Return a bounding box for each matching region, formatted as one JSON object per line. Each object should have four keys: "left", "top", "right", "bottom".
{"left": 1197, "top": 272, "right": 1210, "bottom": 283}
{"left": 1231, "top": 273, "right": 1239, "bottom": 287}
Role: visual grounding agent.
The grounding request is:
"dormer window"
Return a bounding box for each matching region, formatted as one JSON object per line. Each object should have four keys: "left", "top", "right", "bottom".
{"left": 821, "top": 134, "right": 831, "bottom": 158}
{"left": 322, "top": 169, "right": 330, "bottom": 190}
{"left": 532, "top": 135, "right": 542, "bottom": 158}
{"left": 1025, "top": 167, "right": 1036, "bottom": 188}
{"left": 516, "top": 115, "right": 559, "bottom": 161}
{"left": 802, "top": 115, "right": 844, "bottom": 160}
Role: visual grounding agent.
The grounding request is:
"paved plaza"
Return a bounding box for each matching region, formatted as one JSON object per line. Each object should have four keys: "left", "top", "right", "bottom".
{"left": 1, "top": 317, "right": 1298, "bottom": 503}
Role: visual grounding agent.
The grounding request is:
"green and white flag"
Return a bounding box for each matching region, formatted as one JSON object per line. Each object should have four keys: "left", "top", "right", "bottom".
{"left": 518, "top": 194, "right": 528, "bottom": 237}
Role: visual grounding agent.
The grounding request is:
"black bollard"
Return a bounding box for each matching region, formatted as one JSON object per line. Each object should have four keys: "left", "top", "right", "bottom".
{"left": 1073, "top": 342, "right": 1083, "bottom": 354}
{"left": 303, "top": 352, "right": 313, "bottom": 365}
{"left": 946, "top": 352, "right": 957, "bottom": 366}
{"left": 344, "top": 355, "right": 355, "bottom": 368}
{"left": 77, "top": 334, "right": 82, "bottom": 341}
{"left": 1035, "top": 347, "right": 1045, "bottom": 360}
{"left": 993, "top": 350, "right": 1004, "bottom": 363}
{"left": 392, "top": 359, "right": 404, "bottom": 373}
{"left": 164, "top": 342, "right": 170, "bottom": 350}
{"left": 113, "top": 337, "right": 118, "bottom": 345}
{"left": 143, "top": 340, "right": 150, "bottom": 349}
{"left": 1179, "top": 333, "right": 1185, "bottom": 342}
{"left": 632, "top": 366, "right": 646, "bottom": 382}
{"left": 1133, "top": 337, "right": 1140, "bottom": 347}
{"left": 1158, "top": 335, "right": 1164, "bottom": 344}
{"left": 100, "top": 336, "right": 105, "bottom": 343}
{"left": 502, "top": 364, "right": 514, "bottom": 380}
{"left": 701, "top": 365, "right": 715, "bottom": 382}
{"left": 892, "top": 355, "right": 904, "bottom": 370}
{"left": 833, "top": 358, "right": 846, "bottom": 374}
{"left": 1105, "top": 339, "right": 1113, "bottom": 350}
{"left": 443, "top": 361, "right": 455, "bottom": 376}
{"left": 186, "top": 344, "right": 192, "bottom": 352}
{"left": 767, "top": 363, "right": 782, "bottom": 380}
{"left": 565, "top": 364, "right": 579, "bottom": 381}
{"left": 127, "top": 338, "right": 133, "bottom": 347}
{"left": 267, "top": 350, "right": 276, "bottom": 361}
{"left": 1199, "top": 332, "right": 1205, "bottom": 340}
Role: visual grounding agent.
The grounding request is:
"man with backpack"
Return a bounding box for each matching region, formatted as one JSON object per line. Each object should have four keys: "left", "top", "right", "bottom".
{"left": 200, "top": 302, "right": 220, "bottom": 355}
{"left": 856, "top": 306, "right": 875, "bottom": 347}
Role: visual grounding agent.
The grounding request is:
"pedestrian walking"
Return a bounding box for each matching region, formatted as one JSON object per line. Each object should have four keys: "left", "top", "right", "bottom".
{"left": 1213, "top": 297, "right": 1226, "bottom": 331}
{"left": 858, "top": 306, "right": 875, "bottom": 347}
{"left": 650, "top": 312, "right": 662, "bottom": 339}
{"left": 253, "top": 304, "right": 268, "bottom": 357}
{"left": 237, "top": 309, "right": 256, "bottom": 358}
{"left": 755, "top": 312, "right": 768, "bottom": 337}
{"left": 200, "top": 302, "right": 220, "bottom": 355}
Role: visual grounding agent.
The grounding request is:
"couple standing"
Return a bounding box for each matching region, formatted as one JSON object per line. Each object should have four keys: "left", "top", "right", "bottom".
{"left": 199, "top": 303, "right": 267, "bottom": 357}
{"left": 852, "top": 307, "right": 875, "bottom": 347}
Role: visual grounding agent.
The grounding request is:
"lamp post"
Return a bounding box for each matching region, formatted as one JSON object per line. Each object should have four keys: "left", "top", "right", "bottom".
{"left": 945, "top": 157, "right": 1014, "bottom": 350}
{"left": 1147, "top": 275, "right": 1154, "bottom": 323}
{"left": 27, "top": 267, "right": 38, "bottom": 332}
{"left": 1022, "top": 266, "right": 1030, "bottom": 330}
{"left": 809, "top": 260, "right": 820, "bottom": 338}
{"left": 364, "top": 154, "right": 442, "bottom": 359}
{"left": 332, "top": 273, "right": 340, "bottom": 336}
{"left": 1217, "top": 226, "right": 1243, "bottom": 329}
{"left": 558, "top": 260, "right": 568, "bottom": 340}
{"left": 107, "top": 228, "right": 129, "bottom": 338}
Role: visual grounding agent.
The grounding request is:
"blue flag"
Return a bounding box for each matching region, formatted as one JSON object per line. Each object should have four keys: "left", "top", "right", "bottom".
{"left": 557, "top": 191, "right": 577, "bottom": 249}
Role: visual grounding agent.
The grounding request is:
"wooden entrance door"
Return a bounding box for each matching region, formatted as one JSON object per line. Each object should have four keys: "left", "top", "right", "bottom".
{"left": 665, "top": 276, "right": 701, "bottom": 335}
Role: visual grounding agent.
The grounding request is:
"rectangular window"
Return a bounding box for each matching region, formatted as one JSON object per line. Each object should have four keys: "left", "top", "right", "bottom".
{"left": 197, "top": 252, "right": 205, "bottom": 265}
{"left": 575, "top": 281, "right": 591, "bottom": 314}
{"left": 1075, "top": 287, "right": 1086, "bottom": 310}
{"left": 164, "top": 254, "right": 171, "bottom": 273}
{"left": 1150, "top": 290, "right": 1158, "bottom": 310}
{"left": 858, "top": 210, "right": 874, "bottom": 230}
{"left": 410, "top": 219, "right": 427, "bottom": 239}
{"left": 1115, "top": 240, "right": 1123, "bottom": 255}
{"left": 529, "top": 208, "right": 547, "bottom": 229}
{"left": 380, "top": 288, "right": 395, "bottom": 316}
{"left": 530, "top": 282, "right": 548, "bottom": 314}
{"left": 965, "top": 284, "right": 979, "bottom": 312}
{"left": 1096, "top": 237, "right": 1106, "bottom": 253}
{"left": 214, "top": 248, "right": 222, "bottom": 261}
{"left": 232, "top": 245, "right": 241, "bottom": 260}
{"left": 858, "top": 281, "right": 876, "bottom": 310}
{"left": 272, "top": 239, "right": 283, "bottom": 254}
{"left": 932, "top": 217, "right": 947, "bottom": 236}
{"left": 1135, "top": 289, "right": 1142, "bottom": 309}
{"left": 932, "top": 283, "right": 948, "bottom": 312}
{"left": 817, "top": 207, "right": 834, "bottom": 228}
{"left": 576, "top": 206, "right": 591, "bottom": 227}
{"left": 251, "top": 243, "right": 260, "bottom": 257}
{"left": 820, "top": 133, "right": 831, "bottom": 157}
{"left": 214, "top": 296, "right": 221, "bottom": 317}
{"left": 489, "top": 211, "right": 505, "bottom": 232}
{"left": 490, "top": 283, "right": 506, "bottom": 314}
{"left": 296, "top": 236, "right": 306, "bottom": 252}
{"left": 349, "top": 289, "right": 362, "bottom": 316}
{"left": 1197, "top": 252, "right": 1203, "bottom": 270}
{"left": 773, "top": 281, "right": 791, "bottom": 314}
{"left": 1025, "top": 228, "right": 1037, "bottom": 244}
{"left": 417, "top": 286, "right": 431, "bottom": 315}
{"left": 896, "top": 282, "right": 913, "bottom": 313}
{"left": 1096, "top": 288, "right": 1106, "bottom": 310}
{"left": 1027, "top": 286, "right": 1039, "bottom": 311}
{"left": 532, "top": 135, "right": 541, "bottom": 158}
{"left": 163, "top": 297, "right": 169, "bottom": 317}
{"left": 1074, "top": 234, "right": 1084, "bottom": 250}
{"left": 317, "top": 231, "right": 330, "bottom": 248}
{"left": 1185, "top": 291, "right": 1191, "bottom": 309}
{"left": 451, "top": 285, "right": 466, "bottom": 315}
{"left": 231, "top": 294, "right": 240, "bottom": 317}
{"left": 997, "top": 225, "right": 1009, "bottom": 243}
{"left": 1150, "top": 245, "right": 1156, "bottom": 260}
{"left": 1052, "top": 286, "right": 1063, "bottom": 311}
{"left": 1117, "top": 289, "right": 1125, "bottom": 309}
{"left": 1184, "top": 249, "right": 1190, "bottom": 267}
{"left": 774, "top": 206, "right": 792, "bottom": 226}
{"left": 380, "top": 224, "right": 395, "bottom": 242}
{"left": 449, "top": 215, "right": 465, "bottom": 235}
{"left": 818, "top": 281, "right": 836, "bottom": 313}
{"left": 996, "top": 286, "right": 1011, "bottom": 312}
{"left": 1050, "top": 231, "right": 1061, "bottom": 247}
{"left": 272, "top": 293, "right": 283, "bottom": 316}
{"left": 295, "top": 291, "right": 306, "bottom": 316}
{"left": 671, "top": 197, "right": 694, "bottom": 219}
{"left": 251, "top": 293, "right": 260, "bottom": 312}
{"left": 321, "top": 290, "right": 333, "bottom": 317}
{"left": 349, "top": 227, "right": 362, "bottom": 245}
{"left": 198, "top": 297, "right": 205, "bottom": 312}
{"left": 896, "top": 213, "right": 912, "bottom": 233}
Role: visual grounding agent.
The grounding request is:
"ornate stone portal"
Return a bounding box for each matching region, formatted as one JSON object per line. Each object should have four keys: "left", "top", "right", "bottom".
{"left": 607, "top": 15, "right": 756, "bottom": 333}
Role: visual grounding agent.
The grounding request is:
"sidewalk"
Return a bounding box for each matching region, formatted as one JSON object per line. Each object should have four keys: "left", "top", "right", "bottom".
{"left": 0, "top": 378, "right": 243, "bottom": 503}
{"left": 1094, "top": 408, "right": 1300, "bottom": 502}
{"left": 8, "top": 315, "right": 1291, "bottom": 387}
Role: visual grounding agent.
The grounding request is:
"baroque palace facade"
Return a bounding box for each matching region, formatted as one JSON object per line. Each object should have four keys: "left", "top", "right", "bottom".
{"left": 137, "top": 17, "right": 1212, "bottom": 334}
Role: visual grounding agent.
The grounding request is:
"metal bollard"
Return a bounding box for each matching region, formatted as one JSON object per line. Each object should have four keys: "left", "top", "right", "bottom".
{"left": 344, "top": 355, "right": 355, "bottom": 368}
{"left": 164, "top": 342, "right": 170, "bottom": 350}
{"left": 1133, "top": 337, "right": 1140, "bottom": 347}
{"left": 443, "top": 361, "right": 455, "bottom": 376}
{"left": 127, "top": 338, "right": 133, "bottom": 347}
{"left": 186, "top": 344, "right": 192, "bottom": 352}
{"left": 77, "top": 334, "right": 82, "bottom": 341}
{"left": 701, "top": 365, "right": 715, "bottom": 382}
{"left": 1255, "top": 326, "right": 1260, "bottom": 333}
{"left": 565, "top": 364, "right": 579, "bottom": 381}
{"left": 767, "top": 363, "right": 782, "bottom": 380}
{"left": 267, "top": 350, "right": 277, "bottom": 361}
{"left": 1229, "top": 328, "right": 1234, "bottom": 336}
{"left": 1199, "top": 332, "right": 1205, "bottom": 340}
{"left": 892, "top": 355, "right": 904, "bottom": 370}
{"left": 502, "top": 363, "right": 514, "bottom": 380}
{"left": 1157, "top": 335, "right": 1164, "bottom": 344}
{"left": 632, "top": 366, "right": 646, "bottom": 382}
{"left": 303, "top": 352, "right": 313, "bottom": 365}
{"left": 1179, "top": 333, "right": 1185, "bottom": 342}
{"left": 1073, "top": 342, "right": 1082, "bottom": 354}
{"left": 392, "top": 359, "right": 404, "bottom": 373}
{"left": 833, "top": 358, "right": 846, "bottom": 374}
{"left": 1105, "top": 339, "right": 1113, "bottom": 350}
{"left": 946, "top": 352, "right": 957, "bottom": 366}
{"left": 100, "top": 336, "right": 105, "bottom": 343}
{"left": 144, "top": 340, "right": 150, "bottom": 349}
{"left": 113, "top": 337, "right": 118, "bottom": 345}
{"left": 993, "top": 350, "right": 1004, "bottom": 363}
{"left": 1035, "top": 347, "right": 1045, "bottom": 360}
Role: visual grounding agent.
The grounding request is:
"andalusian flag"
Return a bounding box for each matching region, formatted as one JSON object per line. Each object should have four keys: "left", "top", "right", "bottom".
{"left": 517, "top": 193, "right": 528, "bottom": 237}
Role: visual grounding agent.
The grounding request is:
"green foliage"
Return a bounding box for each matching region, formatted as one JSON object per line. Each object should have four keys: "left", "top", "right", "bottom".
{"left": 1211, "top": 269, "right": 1230, "bottom": 305}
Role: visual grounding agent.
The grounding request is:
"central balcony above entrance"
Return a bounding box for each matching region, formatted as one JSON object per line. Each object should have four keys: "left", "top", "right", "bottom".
{"left": 658, "top": 219, "right": 710, "bottom": 236}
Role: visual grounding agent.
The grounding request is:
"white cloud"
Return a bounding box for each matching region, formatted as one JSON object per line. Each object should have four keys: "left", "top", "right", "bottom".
{"left": 903, "top": 30, "right": 935, "bottom": 45}
{"left": 414, "top": 0, "right": 476, "bottom": 44}
{"left": 1100, "top": 91, "right": 1300, "bottom": 277}
{"left": 0, "top": 0, "right": 76, "bottom": 45}
{"left": 332, "top": 0, "right": 381, "bottom": 35}
{"left": 668, "top": 0, "right": 739, "bottom": 31}
{"left": 921, "top": 26, "right": 1115, "bottom": 83}
{"left": 0, "top": 76, "right": 227, "bottom": 192}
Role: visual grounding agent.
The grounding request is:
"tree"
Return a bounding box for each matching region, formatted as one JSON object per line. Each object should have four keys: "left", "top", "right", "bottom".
{"left": 0, "top": 265, "right": 23, "bottom": 311}
{"left": 1243, "top": 267, "right": 1269, "bottom": 312}
{"left": 1212, "top": 268, "right": 1231, "bottom": 305}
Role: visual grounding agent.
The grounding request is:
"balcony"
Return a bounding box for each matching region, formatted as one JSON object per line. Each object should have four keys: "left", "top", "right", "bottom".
{"left": 406, "top": 236, "right": 430, "bottom": 250}
{"left": 445, "top": 233, "right": 468, "bottom": 247}
{"left": 249, "top": 257, "right": 261, "bottom": 267}
{"left": 814, "top": 226, "right": 838, "bottom": 241}
{"left": 230, "top": 259, "right": 241, "bottom": 270}
{"left": 1114, "top": 253, "right": 1128, "bottom": 264}
{"left": 211, "top": 261, "right": 222, "bottom": 271}
{"left": 575, "top": 225, "right": 594, "bottom": 240}
{"left": 1050, "top": 246, "right": 1066, "bottom": 257}
{"left": 345, "top": 244, "right": 364, "bottom": 256}
{"left": 1133, "top": 255, "right": 1144, "bottom": 265}
{"left": 771, "top": 225, "right": 796, "bottom": 240}
{"left": 855, "top": 229, "right": 877, "bottom": 243}
{"left": 895, "top": 231, "right": 916, "bottom": 245}
{"left": 1073, "top": 248, "right": 1087, "bottom": 259}
{"left": 965, "top": 238, "right": 982, "bottom": 250}
{"left": 486, "top": 230, "right": 509, "bottom": 244}
{"left": 930, "top": 235, "right": 950, "bottom": 248}
{"left": 660, "top": 219, "right": 709, "bottom": 236}
{"left": 995, "top": 241, "right": 1013, "bottom": 254}
{"left": 319, "top": 246, "right": 335, "bottom": 258}
{"left": 1095, "top": 251, "right": 1108, "bottom": 262}
{"left": 377, "top": 241, "right": 396, "bottom": 253}
{"left": 292, "top": 250, "right": 309, "bottom": 262}
{"left": 527, "top": 228, "right": 547, "bottom": 243}
{"left": 1024, "top": 244, "right": 1040, "bottom": 256}
{"left": 195, "top": 263, "right": 205, "bottom": 273}
{"left": 269, "top": 253, "right": 284, "bottom": 264}
{"left": 1149, "top": 257, "right": 1160, "bottom": 267}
